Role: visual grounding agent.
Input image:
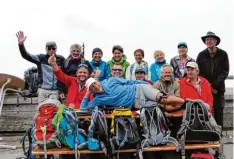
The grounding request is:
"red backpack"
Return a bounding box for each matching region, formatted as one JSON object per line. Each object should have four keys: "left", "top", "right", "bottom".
{"left": 33, "top": 99, "right": 61, "bottom": 149}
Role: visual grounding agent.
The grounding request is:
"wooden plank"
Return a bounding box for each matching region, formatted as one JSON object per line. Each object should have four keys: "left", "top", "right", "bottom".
{"left": 32, "top": 143, "right": 220, "bottom": 155}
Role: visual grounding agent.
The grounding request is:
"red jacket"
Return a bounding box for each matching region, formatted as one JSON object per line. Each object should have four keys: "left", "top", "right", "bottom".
{"left": 53, "top": 68, "right": 92, "bottom": 109}
{"left": 180, "top": 76, "right": 213, "bottom": 113}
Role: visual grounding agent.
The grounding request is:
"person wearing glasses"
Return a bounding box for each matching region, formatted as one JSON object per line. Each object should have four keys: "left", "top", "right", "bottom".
{"left": 111, "top": 64, "right": 124, "bottom": 78}
{"left": 108, "top": 45, "right": 130, "bottom": 78}
{"left": 16, "top": 31, "right": 65, "bottom": 103}
{"left": 89, "top": 48, "right": 111, "bottom": 81}
{"left": 48, "top": 54, "right": 92, "bottom": 109}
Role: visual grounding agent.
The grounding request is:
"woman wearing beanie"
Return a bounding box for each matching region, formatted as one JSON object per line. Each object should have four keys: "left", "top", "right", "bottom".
{"left": 150, "top": 50, "right": 166, "bottom": 83}
{"left": 107, "top": 45, "right": 130, "bottom": 78}
{"left": 89, "top": 47, "right": 111, "bottom": 81}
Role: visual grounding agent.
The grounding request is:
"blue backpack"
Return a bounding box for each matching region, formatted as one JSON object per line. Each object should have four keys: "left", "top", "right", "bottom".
{"left": 52, "top": 105, "right": 87, "bottom": 159}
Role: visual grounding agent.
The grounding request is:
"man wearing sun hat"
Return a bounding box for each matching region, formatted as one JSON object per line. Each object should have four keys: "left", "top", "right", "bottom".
{"left": 196, "top": 31, "right": 229, "bottom": 128}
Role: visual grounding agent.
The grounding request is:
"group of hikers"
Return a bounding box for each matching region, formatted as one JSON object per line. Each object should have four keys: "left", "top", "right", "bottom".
{"left": 16, "top": 30, "right": 229, "bottom": 158}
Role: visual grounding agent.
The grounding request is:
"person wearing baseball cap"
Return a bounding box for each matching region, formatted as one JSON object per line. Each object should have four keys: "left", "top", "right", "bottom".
{"left": 16, "top": 31, "right": 65, "bottom": 103}
{"left": 180, "top": 62, "right": 213, "bottom": 113}
{"left": 180, "top": 61, "right": 221, "bottom": 134}
{"left": 81, "top": 77, "right": 185, "bottom": 110}
{"left": 135, "top": 67, "right": 153, "bottom": 85}
{"left": 170, "top": 42, "right": 195, "bottom": 79}
{"left": 196, "top": 31, "right": 229, "bottom": 128}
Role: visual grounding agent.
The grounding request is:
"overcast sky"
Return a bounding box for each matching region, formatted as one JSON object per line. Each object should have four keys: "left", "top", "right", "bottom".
{"left": 0, "top": 0, "right": 233, "bottom": 80}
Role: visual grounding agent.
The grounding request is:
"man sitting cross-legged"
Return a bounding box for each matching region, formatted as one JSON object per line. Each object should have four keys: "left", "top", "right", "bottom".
{"left": 80, "top": 77, "right": 185, "bottom": 109}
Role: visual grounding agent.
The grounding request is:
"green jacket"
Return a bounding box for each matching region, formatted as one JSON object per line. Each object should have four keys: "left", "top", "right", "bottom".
{"left": 108, "top": 54, "right": 130, "bottom": 78}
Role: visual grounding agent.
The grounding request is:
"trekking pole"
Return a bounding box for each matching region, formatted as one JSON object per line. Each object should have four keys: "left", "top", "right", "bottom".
{"left": 181, "top": 135, "right": 185, "bottom": 159}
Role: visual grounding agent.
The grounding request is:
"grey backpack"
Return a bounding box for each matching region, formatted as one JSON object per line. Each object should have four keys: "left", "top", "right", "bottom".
{"left": 177, "top": 100, "right": 221, "bottom": 142}
{"left": 140, "top": 101, "right": 180, "bottom": 151}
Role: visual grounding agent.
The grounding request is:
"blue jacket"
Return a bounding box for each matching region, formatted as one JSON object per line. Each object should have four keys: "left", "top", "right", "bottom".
{"left": 80, "top": 78, "right": 147, "bottom": 108}
{"left": 89, "top": 60, "right": 111, "bottom": 81}
{"left": 150, "top": 59, "right": 166, "bottom": 83}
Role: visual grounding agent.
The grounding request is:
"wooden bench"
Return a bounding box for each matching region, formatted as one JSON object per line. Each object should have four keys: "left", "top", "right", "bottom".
{"left": 32, "top": 142, "right": 220, "bottom": 158}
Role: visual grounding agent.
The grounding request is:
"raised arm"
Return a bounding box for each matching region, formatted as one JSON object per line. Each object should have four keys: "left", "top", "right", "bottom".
{"left": 16, "top": 31, "right": 40, "bottom": 64}
{"left": 48, "top": 54, "right": 71, "bottom": 86}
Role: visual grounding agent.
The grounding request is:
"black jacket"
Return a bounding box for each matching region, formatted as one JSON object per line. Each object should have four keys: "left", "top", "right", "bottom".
{"left": 63, "top": 56, "right": 93, "bottom": 77}
{"left": 196, "top": 47, "right": 229, "bottom": 92}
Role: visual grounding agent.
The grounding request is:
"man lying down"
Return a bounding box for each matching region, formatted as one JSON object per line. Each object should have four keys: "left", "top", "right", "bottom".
{"left": 80, "top": 77, "right": 185, "bottom": 109}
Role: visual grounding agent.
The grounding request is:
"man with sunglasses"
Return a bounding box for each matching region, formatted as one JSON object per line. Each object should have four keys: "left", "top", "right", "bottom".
{"left": 16, "top": 31, "right": 65, "bottom": 103}
{"left": 48, "top": 54, "right": 93, "bottom": 109}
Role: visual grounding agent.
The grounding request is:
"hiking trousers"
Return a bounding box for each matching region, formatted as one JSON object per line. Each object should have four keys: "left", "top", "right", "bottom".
{"left": 212, "top": 92, "right": 225, "bottom": 128}
{"left": 134, "top": 84, "right": 160, "bottom": 109}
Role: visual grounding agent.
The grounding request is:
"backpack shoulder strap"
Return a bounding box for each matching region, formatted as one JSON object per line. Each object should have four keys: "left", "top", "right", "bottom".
{"left": 177, "top": 100, "right": 194, "bottom": 137}
{"left": 97, "top": 109, "right": 108, "bottom": 136}
{"left": 89, "top": 107, "right": 98, "bottom": 137}
{"left": 130, "top": 64, "right": 134, "bottom": 75}
{"left": 115, "top": 117, "right": 128, "bottom": 147}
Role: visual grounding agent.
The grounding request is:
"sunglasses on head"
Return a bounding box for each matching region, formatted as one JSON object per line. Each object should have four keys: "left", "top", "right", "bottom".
{"left": 112, "top": 69, "right": 122, "bottom": 72}
{"left": 77, "top": 64, "right": 88, "bottom": 69}
{"left": 48, "top": 47, "right": 56, "bottom": 51}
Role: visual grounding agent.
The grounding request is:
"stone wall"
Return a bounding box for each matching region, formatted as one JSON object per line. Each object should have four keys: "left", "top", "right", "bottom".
{"left": 0, "top": 88, "right": 233, "bottom": 132}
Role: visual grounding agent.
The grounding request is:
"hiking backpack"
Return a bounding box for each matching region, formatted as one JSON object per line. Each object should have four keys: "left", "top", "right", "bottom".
{"left": 140, "top": 101, "right": 180, "bottom": 151}
{"left": 177, "top": 100, "right": 221, "bottom": 142}
{"left": 20, "top": 99, "right": 61, "bottom": 159}
{"left": 52, "top": 105, "right": 87, "bottom": 159}
{"left": 88, "top": 106, "right": 108, "bottom": 154}
{"left": 22, "top": 67, "right": 39, "bottom": 97}
{"left": 110, "top": 108, "right": 140, "bottom": 153}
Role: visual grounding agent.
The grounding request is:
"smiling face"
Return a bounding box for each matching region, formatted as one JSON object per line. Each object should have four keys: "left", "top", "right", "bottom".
{"left": 113, "top": 49, "right": 123, "bottom": 62}
{"left": 70, "top": 46, "right": 81, "bottom": 59}
{"left": 89, "top": 81, "right": 103, "bottom": 93}
{"left": 92, "top": 51, "right": 102, "bottom": 62}
{"left": 161, "top": 66, "right": 173, "bottom": 81}
{"left": 178, "top": 46, "right": 188, "bottom": 57}
{"left": 111, "top": 64, "right": 123, "bottom": 77}
{"left": 205, "top": 37, "right": 217, "bottom": 48}
{"left": 135, "top": 51, "right": 144, "bottom": 63}
{"left": 76, "top": 67, "right": 89, "bottom": 82}
{"left": 135, "top": 72, "right": 145, "bottom": 80}
{"left": 154, "top": 51, "right": 165, "bottom": 61}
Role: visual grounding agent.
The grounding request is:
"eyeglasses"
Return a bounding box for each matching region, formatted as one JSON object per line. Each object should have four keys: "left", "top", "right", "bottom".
{"left": 48, "top": 47, "right": 56, "bottom": 51}
{"left": 112, "top": 69, "right": 123, "bottom": 72}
